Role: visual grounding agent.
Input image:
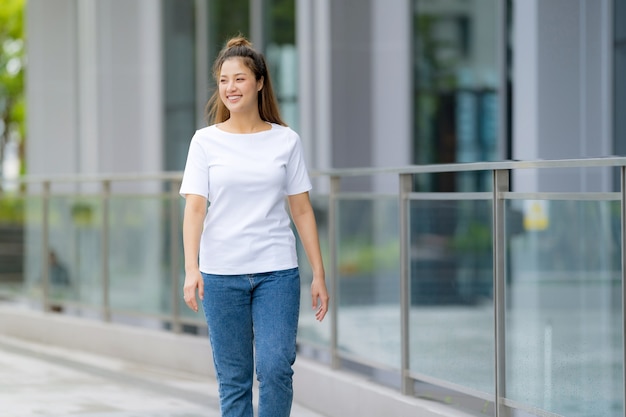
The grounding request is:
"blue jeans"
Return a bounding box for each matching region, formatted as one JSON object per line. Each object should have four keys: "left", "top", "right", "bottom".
{"left": 201, "top": 267, "right": 301, "bottom": 417}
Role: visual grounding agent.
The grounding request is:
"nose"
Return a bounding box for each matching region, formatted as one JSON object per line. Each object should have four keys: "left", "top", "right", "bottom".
{"left": 226, "top": 79, "right": 236, "bottom": 91}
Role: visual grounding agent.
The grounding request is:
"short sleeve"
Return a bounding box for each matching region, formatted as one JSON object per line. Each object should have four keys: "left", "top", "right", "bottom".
{"left": 179, "top": 134, "right": 209, "bottom": 199}
{"left": 285, "top": 133, "right": 312, "bottom": 195}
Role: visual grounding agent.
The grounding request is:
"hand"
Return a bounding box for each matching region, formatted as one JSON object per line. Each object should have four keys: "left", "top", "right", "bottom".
{"left": 311, "top": 275, "right": 329, "bottom": 322}
{"left": 183, "top": 269, "right": 204, "bottom": 312}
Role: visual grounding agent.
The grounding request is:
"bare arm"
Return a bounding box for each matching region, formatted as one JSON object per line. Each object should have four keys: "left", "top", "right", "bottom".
{"left": 288, "top": 192, "right": 329, "bottom": 321}
{"left": 182, "top": 194, "right": 207, "bottom": 312}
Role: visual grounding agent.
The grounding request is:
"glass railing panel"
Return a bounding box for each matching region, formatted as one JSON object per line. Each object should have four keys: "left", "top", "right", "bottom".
{"left": 336, "top": 197, "right": 401, "bottom": 369}
{"left": 0, "top": 192, "right": 28, "bottom": 299}
{"left": 297, "top": 194, "right": 331, "bottom": 348}
{"left": 409, "top": 199, "right": 494, "bottom": 395}
{"left": 108, "top": 195, "right": 172, "bottom": 318}
{"left": 21, "top": 195, "right": 44, "bottom": 304}
{"left": 506, "top": 199, "right": 623, "bottom": 417}
{"left": 45, "top": 195, "right": 103, "bottom": 312}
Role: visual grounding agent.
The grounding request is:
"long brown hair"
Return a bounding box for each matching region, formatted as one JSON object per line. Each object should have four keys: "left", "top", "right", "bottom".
{"left": 205, "top": 36, "right": 286, "bottom": 126}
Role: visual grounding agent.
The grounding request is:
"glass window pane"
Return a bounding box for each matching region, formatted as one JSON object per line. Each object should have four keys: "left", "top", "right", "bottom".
{"left": 616, "top": 0, "right": 626, "bottom": 42}
{"left": 263, "top": 0, "right": 298, "bottom": 129}
{"left": 413, "top": 0, "right": 500, "bottom": 191}
{"left": 163, "top": 0, "right": 197, "bottom": 171}
{"left": 208, "top": 0, "right": 250, "bottom": 59}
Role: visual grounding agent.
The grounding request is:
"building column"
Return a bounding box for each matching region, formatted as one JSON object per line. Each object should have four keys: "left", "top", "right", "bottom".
{"left": 513, "top": 0, "right": 613, "bottom": 192}
{"left": 76, "top": 0, "right": 99, "bottom": 176}
{"left": 26, "top": 0, "right": 79, "bottom": 176}
{"left": 371, "top": 0, "right": 412, "bottom": 192}
{"left": 297, "top": 0, "right": 332, "bottom": 171}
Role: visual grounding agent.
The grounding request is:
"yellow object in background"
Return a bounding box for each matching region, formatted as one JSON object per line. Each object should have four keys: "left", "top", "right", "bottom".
{"left": 523, "top": 200, "right": 549, "bottom": 231}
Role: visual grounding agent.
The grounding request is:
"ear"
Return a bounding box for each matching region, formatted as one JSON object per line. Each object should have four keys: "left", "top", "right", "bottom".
{"left": 257, "top": 76, "right": 264, "bottom": 92}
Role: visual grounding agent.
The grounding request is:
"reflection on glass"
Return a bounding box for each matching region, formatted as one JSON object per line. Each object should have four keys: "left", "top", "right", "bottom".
{"left": 507, "top": 200, "right": 623, "bottom": 417}
{"left": 263, "top": 0, "right": 298, "bottom": 130}
{"left": 616, "top": 0, "right": 626, "bottom": 41}
{"left": 336, "top": 198, "right": 401, "bottom": 369}
{"left": 163, "top": 0, "right": 197, "bottom": 171}
{"left": 413, "top": 0, "right": 499, "bottom": 191}
{"left": 208, "top": 0, "right": 250, "bottom": 60}
{"left": 410, "top": 199, "right": 494, "bottom": 394}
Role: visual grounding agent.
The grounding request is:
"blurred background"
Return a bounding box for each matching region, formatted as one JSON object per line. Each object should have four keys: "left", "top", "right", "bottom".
{"left": 0, "top": 0, "right": 623, "bottom": 184}
{"left": 1, "top": 1, "right": 626, "bottom": 417}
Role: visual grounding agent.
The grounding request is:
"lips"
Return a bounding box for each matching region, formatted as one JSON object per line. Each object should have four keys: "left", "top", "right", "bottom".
{"left": 226, "top": 95, "right": 242, "bottom": 103}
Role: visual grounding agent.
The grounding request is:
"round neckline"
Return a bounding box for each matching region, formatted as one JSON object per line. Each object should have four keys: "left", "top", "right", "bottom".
{"left": 214, "top": 122, "right": 273, "bottom": 135}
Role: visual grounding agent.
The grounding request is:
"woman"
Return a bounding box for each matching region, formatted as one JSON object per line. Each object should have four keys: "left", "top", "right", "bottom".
{"left": 180, "top": 35, "right": 329, "bottom": 417}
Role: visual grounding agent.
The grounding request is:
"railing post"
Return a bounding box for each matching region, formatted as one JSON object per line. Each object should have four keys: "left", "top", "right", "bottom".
{"left": 101, "top": 180, "right": 111, "bottom": 322}
{"left": 399, "top": 173, "right": 412, "bottom": 395}
{"left": 329, "top": 175, "right": 340, "bottom": 369}
{"left": 493, "top": 169, "right": 509, "bottom": 417}
{"left": 170, "top": 179, "right": 182, "bottom": 333}
{"left": 620, "top": 166, "right": 626, "bottom": 416}
{"left": 42, "top": 180, "right": 51, "bottom": 312}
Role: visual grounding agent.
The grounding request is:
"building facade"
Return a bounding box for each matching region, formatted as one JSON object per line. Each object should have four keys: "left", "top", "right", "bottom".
{"left": 26, "top": 0, "right": 624, "bottom": 190}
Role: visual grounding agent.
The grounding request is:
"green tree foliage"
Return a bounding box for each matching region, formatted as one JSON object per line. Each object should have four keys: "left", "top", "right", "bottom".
{"left": 0, "top": 0, "right": 25, "bottom": 179}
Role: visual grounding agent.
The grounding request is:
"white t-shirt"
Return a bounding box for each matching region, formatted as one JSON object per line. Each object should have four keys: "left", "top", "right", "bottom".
{"left": 179, "top": 123, "right": 312, "bottom": 275}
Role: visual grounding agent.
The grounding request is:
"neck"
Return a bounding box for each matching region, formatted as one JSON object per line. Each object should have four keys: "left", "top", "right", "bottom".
{"left": 222, "top": 114, "right": 268, "bottom": 134}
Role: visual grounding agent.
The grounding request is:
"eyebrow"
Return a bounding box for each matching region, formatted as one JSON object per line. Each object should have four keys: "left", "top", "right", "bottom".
{"left": 220, "top": 73, "right": 247, "bottom": 78}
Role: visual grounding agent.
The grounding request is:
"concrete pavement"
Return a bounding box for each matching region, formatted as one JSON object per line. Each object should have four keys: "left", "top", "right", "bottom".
{"left": 0, "top": 334, "right": 324, "bottom": 417}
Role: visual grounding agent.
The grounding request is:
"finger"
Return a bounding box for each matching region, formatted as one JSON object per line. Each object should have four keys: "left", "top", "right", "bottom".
{"left": 198, "top": 278, "right": 204, "bottom": 301}
{"left": 184, "top": 288, "right": 198, "bottom": 312}
{"left": 315, "top": 304, "right": 327, "bottom": 321}
{"left": 187, "top": 296, "right": 197, "bottom": 312}
{"left": 316, "top": 295, "right": 329, "bottom": 321}
{"left": 311, "top": 292, "right": 318, "bottom": 310}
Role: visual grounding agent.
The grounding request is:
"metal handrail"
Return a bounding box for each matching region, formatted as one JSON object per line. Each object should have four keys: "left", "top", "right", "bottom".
{"left": 3, "top": 155, "right": 625, "bottom": 185}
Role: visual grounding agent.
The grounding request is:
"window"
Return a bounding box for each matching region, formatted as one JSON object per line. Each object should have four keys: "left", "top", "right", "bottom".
{"left": 616, "top": 0, "right": 626, "bottom": 155}
{"left": 413, "top": 0, "right": 503, "bottom": 191}
{"left": 162, "top": 0, "right": 196, "bottom": 171}
{"left": 263, "top": 0, "right": 298, "bottom": 129}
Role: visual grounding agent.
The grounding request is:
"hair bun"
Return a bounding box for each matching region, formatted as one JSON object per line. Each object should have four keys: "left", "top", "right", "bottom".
{"left": 226, "top": 36, "right": 253, "bottom": 49}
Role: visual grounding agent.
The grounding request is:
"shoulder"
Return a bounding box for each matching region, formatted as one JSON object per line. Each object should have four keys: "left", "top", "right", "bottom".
{"left": 192, "top": 125, "right": 221, "bottom": 142}
{"left": 188, "top": 125, "right": 227, "bottom": 152}
{"left": 270, "top": 123, "right": 296, "bottom": 135}
{"left": 270, "top": 124, "right": 301, "bottom": 144}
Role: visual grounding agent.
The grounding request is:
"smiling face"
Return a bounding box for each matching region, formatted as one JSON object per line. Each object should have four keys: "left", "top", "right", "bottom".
{"left": 218, "top": 57, "right": 263, "bottom": 117}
